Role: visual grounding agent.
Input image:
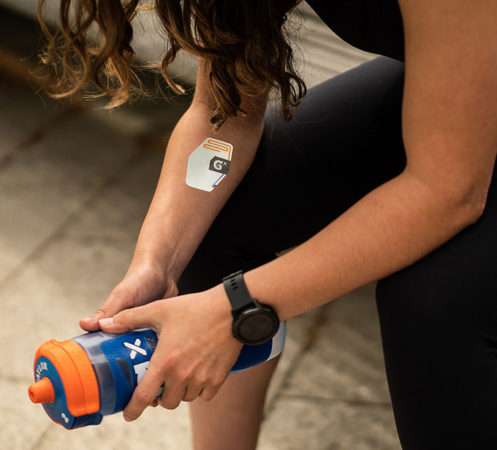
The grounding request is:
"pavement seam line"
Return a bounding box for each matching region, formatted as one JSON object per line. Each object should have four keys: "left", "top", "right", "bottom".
{"left": 0, "top": 105, "right": 81, "bottom": 171}
{"left": 0, "top": 147, "right": 148, "bottom": 293}
{"left": 263, "top": 306, "right": 330, "bottom": 420}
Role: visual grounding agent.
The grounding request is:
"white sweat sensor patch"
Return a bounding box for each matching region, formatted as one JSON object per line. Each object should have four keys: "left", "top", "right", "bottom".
{"left": 186, "top": 138, "right": 233, "bottom": 192}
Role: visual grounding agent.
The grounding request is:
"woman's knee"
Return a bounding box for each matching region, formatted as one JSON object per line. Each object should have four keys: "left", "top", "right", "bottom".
{"left": 375, "top": 230, "right": 497, "bottom": 449}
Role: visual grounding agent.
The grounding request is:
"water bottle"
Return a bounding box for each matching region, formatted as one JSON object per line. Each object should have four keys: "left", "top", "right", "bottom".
{"left": 28, "top": 324, "right": 285, "bottom": 429}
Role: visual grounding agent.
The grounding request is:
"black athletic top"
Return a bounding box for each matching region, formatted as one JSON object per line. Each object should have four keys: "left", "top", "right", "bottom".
{"left": 306, "top": 0, "right": 405, "bottom": 62}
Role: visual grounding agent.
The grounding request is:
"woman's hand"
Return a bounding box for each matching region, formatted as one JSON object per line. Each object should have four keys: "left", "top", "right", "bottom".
{"left": 80, "top": 260, "right": 178, "bottom": 332}
{"left": 99, "top": 284, "right": 243, "bottom": 421}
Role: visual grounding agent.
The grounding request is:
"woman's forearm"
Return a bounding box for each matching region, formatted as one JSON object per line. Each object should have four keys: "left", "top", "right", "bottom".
{"left": 133, "top": 103, "right": 264, "bottom": 279}
{"left": 243, "top": 170, "right": 483, "bottom": 321}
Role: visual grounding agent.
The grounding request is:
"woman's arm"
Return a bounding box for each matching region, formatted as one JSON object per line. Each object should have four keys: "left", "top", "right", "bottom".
{"left": 81, "top": 59, "right": 267, "bottom": 330}
{"left": 134, "top": 60, "right": 268, "bottom": 280}
{"left": 242, "top": 0, "right": 497, "bottom": 319}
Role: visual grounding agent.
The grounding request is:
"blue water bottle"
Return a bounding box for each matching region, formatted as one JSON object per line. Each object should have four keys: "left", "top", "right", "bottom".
{"left": 28, "top": 324, "right": 285, "bottom": 429}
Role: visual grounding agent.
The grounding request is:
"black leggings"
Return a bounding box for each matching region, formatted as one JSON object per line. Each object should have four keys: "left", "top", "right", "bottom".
{"left": 178, "top": 57, "right": 497, "bottom": 449}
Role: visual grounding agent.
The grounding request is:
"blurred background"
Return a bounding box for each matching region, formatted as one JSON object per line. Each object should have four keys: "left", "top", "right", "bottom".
{"left": 0, "top": 1, "right": 401, "bottom": 449}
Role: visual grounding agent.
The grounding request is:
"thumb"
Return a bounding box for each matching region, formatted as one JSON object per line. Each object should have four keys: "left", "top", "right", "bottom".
{"left": 99, "top": 304, "right": 159, "bottom": 333}
{"left": 80, "top": 286, "right": 134, "bottom": 332}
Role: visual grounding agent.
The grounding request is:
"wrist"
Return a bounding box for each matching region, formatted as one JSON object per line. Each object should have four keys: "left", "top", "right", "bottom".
{"left": 131, "top": 243, "right": 186, "bottom": 282}
{"left": 207, "top": 283, "right": 233, "bottom": 317}
{"left": 133, "top": 216, "right": 207, "bottom": 283}
{"left": 220, "top": 271, "right": 280, "bottom": 345}
{"left": 206, "top": 283, "right": 242, "bottom": 343}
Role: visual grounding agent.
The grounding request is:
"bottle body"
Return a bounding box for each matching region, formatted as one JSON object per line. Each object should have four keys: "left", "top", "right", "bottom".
{"left": 73, "top": 329, "right": 158, "bottom": 418}
{"left": 29, "top": 324, "right": 285, "bottom": 429}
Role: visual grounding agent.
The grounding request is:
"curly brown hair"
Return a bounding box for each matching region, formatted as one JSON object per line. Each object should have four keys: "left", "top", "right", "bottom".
{"left": 37, "top": 0, "right": 306, "bottom": 130}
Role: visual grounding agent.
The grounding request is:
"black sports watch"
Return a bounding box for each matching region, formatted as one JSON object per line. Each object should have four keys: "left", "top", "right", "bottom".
{"left": 222, "top": 270, "right": 280, "bottom": 345}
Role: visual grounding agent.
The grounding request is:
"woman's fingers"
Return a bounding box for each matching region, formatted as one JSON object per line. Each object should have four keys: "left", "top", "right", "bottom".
{"left": 80, "top": 265, "right": 175, "bottom": 332}
{"left": 159, "top": 381, "right": 186, "bottom": 410}
{"left": 182, "top": 383, "right": 205, "bottom": 402}
{"left": 197, "top": 371, "right": 228, "bottom": 401}
{"left": 123, "top": 369, "right": 164, "bottom": 421}
{"left": 80, "top": 284, "right": 135, "bottom": 332}
{"left": 109, "top": 291, "right": 242, "bottom": 420}
{"left": 122, "top": 344, "right": 185, "bottom": 419}
{"left": 99, "top": 303, "right": 161, "bottom": 333}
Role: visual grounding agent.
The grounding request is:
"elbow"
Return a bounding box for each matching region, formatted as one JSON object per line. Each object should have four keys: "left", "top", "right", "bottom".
{"left": 403, "top": 159, "right": 493, "bottom": 228}
{"left": 459, "top": 193, "right": 487, "bottom": 225}
{"left": 405, "top": 168, "right": 490, "bottom": 227}
{"left": 447, "top": 182, "right": 488, "bottom": 226}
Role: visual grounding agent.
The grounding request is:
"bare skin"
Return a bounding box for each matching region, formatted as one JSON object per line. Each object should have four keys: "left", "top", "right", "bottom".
{"left": 84, "top": 0, "right": 497, "bottom": 448}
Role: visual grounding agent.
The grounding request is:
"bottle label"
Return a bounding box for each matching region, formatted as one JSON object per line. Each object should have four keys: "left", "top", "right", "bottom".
{"left": 99, "top": 330, "right": 158, "bottom": 413}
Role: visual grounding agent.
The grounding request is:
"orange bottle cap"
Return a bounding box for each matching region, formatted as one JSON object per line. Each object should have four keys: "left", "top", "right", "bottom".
{"left": 32, "top": 339, "right": 100, "bottom": 417}
{"left": 28, "top": 377, "right": 55, "bottom": 404}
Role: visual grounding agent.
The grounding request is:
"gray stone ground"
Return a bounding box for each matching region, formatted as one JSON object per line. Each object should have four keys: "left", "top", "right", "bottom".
{"left": 0, "top": 7, "right": 401, "bottom": 450}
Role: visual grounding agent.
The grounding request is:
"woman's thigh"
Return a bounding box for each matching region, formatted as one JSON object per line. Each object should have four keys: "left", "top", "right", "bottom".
{"left": 376, "top": 162, "right": 497, "bottom": 449}
{"left": 178, "top": 56, "right": 406, "bottom": 293}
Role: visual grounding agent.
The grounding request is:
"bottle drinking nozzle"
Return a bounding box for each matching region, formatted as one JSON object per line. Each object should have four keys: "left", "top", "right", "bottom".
{"left": 28, "top": 325, "right": 285, "bottom": 429}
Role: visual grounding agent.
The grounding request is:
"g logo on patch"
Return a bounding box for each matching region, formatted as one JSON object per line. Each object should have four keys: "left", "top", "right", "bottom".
{"left": 209, "top": 156, "right": 230, "bottom": 174}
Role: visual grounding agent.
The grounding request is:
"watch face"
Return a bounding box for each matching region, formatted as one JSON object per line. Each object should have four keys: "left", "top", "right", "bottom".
{"left": 235, "top": 307, "right": 279, "bottom": 345}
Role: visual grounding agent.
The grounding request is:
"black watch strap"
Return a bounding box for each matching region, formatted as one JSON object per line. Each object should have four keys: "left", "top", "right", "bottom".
{"left": 222, "top": 270, "right": 261, "bottom": 314}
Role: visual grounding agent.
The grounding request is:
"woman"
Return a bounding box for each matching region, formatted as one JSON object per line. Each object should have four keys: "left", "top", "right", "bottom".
{"left": 38, "top": 1, "right": 497, "bottom": 449}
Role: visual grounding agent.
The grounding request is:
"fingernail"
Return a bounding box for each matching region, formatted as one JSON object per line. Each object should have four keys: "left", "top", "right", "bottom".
{"left": 81, "top": 317, "right": 94, "bottom": 322}
{"left": 99, "top": 318, "right": 114, "bottom": 327}
{"left": 123, "top": 413, "right": 133, "bottom": 422}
